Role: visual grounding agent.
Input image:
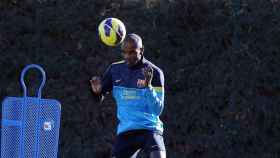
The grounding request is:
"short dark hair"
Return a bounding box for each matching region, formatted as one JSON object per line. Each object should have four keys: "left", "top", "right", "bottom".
{"left": 121, "top": 33, "right": 143, "bottom": 49}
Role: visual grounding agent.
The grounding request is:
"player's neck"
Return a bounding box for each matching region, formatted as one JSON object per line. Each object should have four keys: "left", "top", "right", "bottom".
{"left": 128, "top": 56, "right": 144, "bottom": 69}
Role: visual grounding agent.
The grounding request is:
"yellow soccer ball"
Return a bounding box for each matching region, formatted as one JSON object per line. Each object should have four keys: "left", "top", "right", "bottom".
{"left": 98, "top": 18, "right": 126, "bottom": 46}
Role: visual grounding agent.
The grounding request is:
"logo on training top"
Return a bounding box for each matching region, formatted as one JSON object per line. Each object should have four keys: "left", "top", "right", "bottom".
{"left": 43, "top": 121, "right": 53, "bottom": 131}
{"left": 115, "top": 79, "right": 121, "bottom": 83}
{"left": 122, "top": 89, "right": 140, "bottom": 100}
{"left": 137, "top": 79, "right": 146, "bottom": 88}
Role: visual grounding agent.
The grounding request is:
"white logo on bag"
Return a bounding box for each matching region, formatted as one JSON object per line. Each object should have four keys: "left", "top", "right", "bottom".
{"left": 43, "top": 121, "right": 53, "bottom": 131}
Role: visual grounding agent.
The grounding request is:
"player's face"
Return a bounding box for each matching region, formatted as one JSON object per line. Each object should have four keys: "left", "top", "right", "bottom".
{"left": 122, "top": 41, "right": 143, "bottom": 67}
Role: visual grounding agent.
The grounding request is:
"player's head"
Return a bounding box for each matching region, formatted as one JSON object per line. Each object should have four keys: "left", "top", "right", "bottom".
{"left": 121, "top": 33, "right": 144, "bottom": 67}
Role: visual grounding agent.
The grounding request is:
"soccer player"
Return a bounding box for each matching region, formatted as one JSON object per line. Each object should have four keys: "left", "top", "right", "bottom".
{"left": 90, "top": 34, "right": 166, "bottom": 158}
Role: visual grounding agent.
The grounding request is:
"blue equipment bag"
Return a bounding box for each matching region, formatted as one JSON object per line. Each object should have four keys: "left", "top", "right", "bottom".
{"left": 1, "top": 64, "right": 61, "bottom": 158}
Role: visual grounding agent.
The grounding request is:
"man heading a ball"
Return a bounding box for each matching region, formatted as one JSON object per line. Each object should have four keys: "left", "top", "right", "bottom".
{"left": 90, "top": 33, "right": 166, "bottom": 158}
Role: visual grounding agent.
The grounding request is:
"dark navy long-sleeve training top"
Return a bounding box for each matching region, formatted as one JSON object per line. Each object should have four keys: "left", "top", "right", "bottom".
{"left": 98, "top": 57, "right": 165, "bottom": 135}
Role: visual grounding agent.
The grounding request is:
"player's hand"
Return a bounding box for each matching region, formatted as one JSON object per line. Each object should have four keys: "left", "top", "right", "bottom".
{"left": 143, "top": 66, "right": 153, "bottom": 87}
{"left": 90, "top": 76, "right": 102, "bottom": 94}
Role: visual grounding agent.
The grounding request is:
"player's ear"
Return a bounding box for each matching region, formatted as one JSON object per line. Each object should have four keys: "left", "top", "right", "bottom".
{"left": 140, "top": 46, "right": 144, "bottom": 55}
{"left": 121, "top": 41, "right": 125, "bottom": 50}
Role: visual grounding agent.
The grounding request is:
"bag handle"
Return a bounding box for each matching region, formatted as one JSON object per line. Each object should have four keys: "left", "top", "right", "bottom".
{"left": 20, "top": 64, "right": 46, "bottom": 98}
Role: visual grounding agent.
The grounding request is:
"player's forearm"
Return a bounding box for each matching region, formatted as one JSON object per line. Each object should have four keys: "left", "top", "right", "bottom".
{"left": 145, "top": 86, "right": 164, "bottom": 115}
{"left": 91, "top": 89, "right": 104, "bottom": 103}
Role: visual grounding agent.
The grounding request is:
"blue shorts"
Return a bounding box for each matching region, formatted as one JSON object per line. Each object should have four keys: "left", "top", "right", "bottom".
{"left": 112, "top": 129, "right": 166, "bottom": 158}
